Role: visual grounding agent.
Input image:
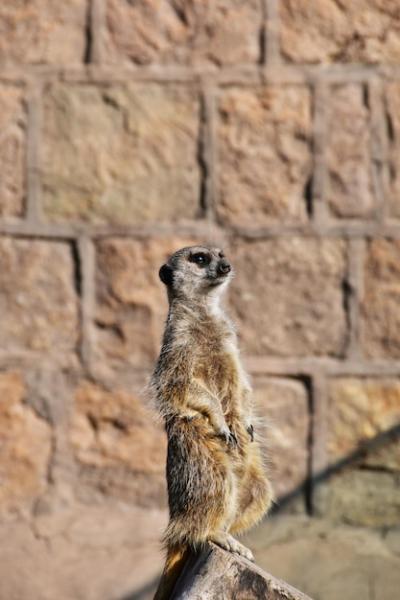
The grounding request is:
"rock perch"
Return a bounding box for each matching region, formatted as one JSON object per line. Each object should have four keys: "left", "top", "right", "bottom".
{"left": 169, "top": 543, "right": 312, "bottom": 599}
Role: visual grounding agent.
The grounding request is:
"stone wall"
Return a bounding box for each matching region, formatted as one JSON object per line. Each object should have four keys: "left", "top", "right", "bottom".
{"left": 1, "top": 2, "right": 400, "bottom": 597}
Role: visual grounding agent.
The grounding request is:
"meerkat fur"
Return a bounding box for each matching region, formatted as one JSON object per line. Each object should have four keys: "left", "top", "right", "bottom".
{"left": 152, "top": 245, "right": 273, "bottom": 600}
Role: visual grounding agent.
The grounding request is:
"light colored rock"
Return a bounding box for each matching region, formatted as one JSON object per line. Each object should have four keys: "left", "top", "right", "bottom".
{"left": 0, "top": 1, "right": 86, "bottom": 65}
{"left": 217, "top": 87, "right": 312, "bottom": 226}
{"left": 0, "top": 371, "right": 51, "bottom": 510}
{"left": 2, "top": 510, "right": 400, "bottom": 600}
{"left": 70, "top": 381, "right": 167, "bottom": 506}
{"left": 385, "top": 82, "right": 400, "bottom": 218}
{"left": 104, "top": 0, "right": 262, "bottom": 66}
{"left": 0, "top": 502, "right": 167, "bottom": 600}
{"left": 0, "top": 85, "right": 26, "bottom": 217}
{"left": 228, "top": 238, "right": 347, "bottom": 357}
{"left": 328, "top": 378, "right": 400, "bottom": 470}
{"left": 327, "top": 85, "right": 375, "bottom": 217}
{"left": 280, "top": 0, "right": 400, "bottom": 64}
{"left": 361, "top": 239, "right": 400, "bottom": 357}
{"left": 253, "top": 378, "right": 309, "bottom": 499}
{"left": 41, "top": 83, "right": 200, "bottom": 224}
{"left": 95, "top": 237, "right": 194, "bottom": 371}
{"left": 0, "top": 237, "right": 78, "bottom": 355}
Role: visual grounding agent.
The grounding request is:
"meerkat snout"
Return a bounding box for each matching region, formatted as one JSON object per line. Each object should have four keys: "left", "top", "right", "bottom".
{"left": 216, "top": 259, "right": 231, "bottom": 275}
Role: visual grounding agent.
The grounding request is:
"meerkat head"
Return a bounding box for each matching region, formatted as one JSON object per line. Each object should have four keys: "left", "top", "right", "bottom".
{"left": 159, "top": 245, "right": 233, "bottom": 301}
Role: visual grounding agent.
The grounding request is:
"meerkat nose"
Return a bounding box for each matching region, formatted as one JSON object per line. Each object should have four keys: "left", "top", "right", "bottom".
{"left": 217, "top": 260, "right": 231, "bottom": 275}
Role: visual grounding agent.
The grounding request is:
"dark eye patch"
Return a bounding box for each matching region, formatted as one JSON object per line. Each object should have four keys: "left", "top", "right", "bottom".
{"left": 189, "top": 252, "right": 211, "bottom": 267}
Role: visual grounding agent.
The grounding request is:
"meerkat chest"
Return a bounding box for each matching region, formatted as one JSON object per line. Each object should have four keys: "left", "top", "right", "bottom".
{"left": 222, "top": 334, "right": 240, "bottom": 363}
{"left": 193, "top": 333, "right": 243, "bottom": 398}
{"left": 222, "top": 335, "right": 251, "bottom": 393}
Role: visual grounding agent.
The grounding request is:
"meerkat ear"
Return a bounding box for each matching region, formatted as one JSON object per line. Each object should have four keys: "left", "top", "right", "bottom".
{"left": 159, "top": 264, "right": 174, "bottom": 286}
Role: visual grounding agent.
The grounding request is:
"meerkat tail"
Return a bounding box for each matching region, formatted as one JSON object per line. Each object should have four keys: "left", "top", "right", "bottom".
{"left": 153, "top": 544, "right": 190, "bottom": 600}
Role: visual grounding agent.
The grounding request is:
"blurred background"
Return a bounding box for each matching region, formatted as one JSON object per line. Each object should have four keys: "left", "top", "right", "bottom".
{"left": 1, "top": 1, "right": 400, "bottom": 599}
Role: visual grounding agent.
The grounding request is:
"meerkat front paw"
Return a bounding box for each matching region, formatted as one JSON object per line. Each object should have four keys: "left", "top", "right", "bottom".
{"left": 217, "top": 424, "right": 238, "bottom": 447}
{"left": 246, "top": 423, "right": 254, "bottom": 442}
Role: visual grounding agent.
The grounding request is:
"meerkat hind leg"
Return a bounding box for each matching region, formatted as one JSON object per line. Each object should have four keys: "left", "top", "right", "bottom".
{"left": 209, "top": 531, "right": 254, "bottom": 562}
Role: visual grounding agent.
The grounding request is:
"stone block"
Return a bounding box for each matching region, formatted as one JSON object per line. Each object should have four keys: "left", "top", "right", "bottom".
{"left": 279, "top": 0, "right": 400, "bottom": 64}
{"left": 253, "top": 378, "right": 309, "bottom": 499}
{"left": 314, "top": 469, "right": 400, "bottom": 527}
{"left": 385, "top": 82, "right": 400, "bottom": 218}
{"left": 0, "top": 1, "right": 86, "bottom": 65}
{"left": 228, "top": 238, "right": 347, "bottom": 357}
{"left": 315, "top": 378, "right": 400, "bottom": 527}
{"left": 94, "top": 237, "right": 194, "bottom": 372}
{"left": 0, "top": 85, "right": 26, "bottom": 218}
{"left": 70, "top": 381, "right": 167, "bottom": 506}
{"left": 41, "top": 83, "right": 200, "bottom": 224}
{"left": 0, "top": 237, "right": 78, "bottom": 355}
{"left": 328, "top": 378, "right": 400, "bottom": 471}
{"left": 217, "top": 86, "right": 312, "bottom": 226}
{"left": 326, "top": 85, "right": 375, "bottom": 217}
{"left": 361, "top": 239, "right": 400, "bottom": 358}
{"left": 0, "top": 371, "right": 51, "bottom": 510}
{"left": 104, "top": 0, "right": 262, "bottom": 66}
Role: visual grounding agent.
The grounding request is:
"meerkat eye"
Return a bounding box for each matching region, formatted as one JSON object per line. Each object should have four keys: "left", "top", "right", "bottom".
{"left": 189, "top": 252, "right": 210, "bottom": 267}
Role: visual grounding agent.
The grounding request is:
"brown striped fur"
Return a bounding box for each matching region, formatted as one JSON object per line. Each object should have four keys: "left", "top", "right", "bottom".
{"left": 152, "top": 246, "right": 273, "bottom": 599}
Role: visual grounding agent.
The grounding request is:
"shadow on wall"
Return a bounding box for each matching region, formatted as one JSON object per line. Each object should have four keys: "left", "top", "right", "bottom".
{"left": 276, "top": 420, "right": 400, "bottom": 514}
{"left": 120, "top": 421, "right": 400, "bottom": 600}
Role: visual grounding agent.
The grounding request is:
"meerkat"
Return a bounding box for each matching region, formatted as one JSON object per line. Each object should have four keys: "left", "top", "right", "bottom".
{"left": 152, "top": 245, "right": 273, "bottom": 600}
